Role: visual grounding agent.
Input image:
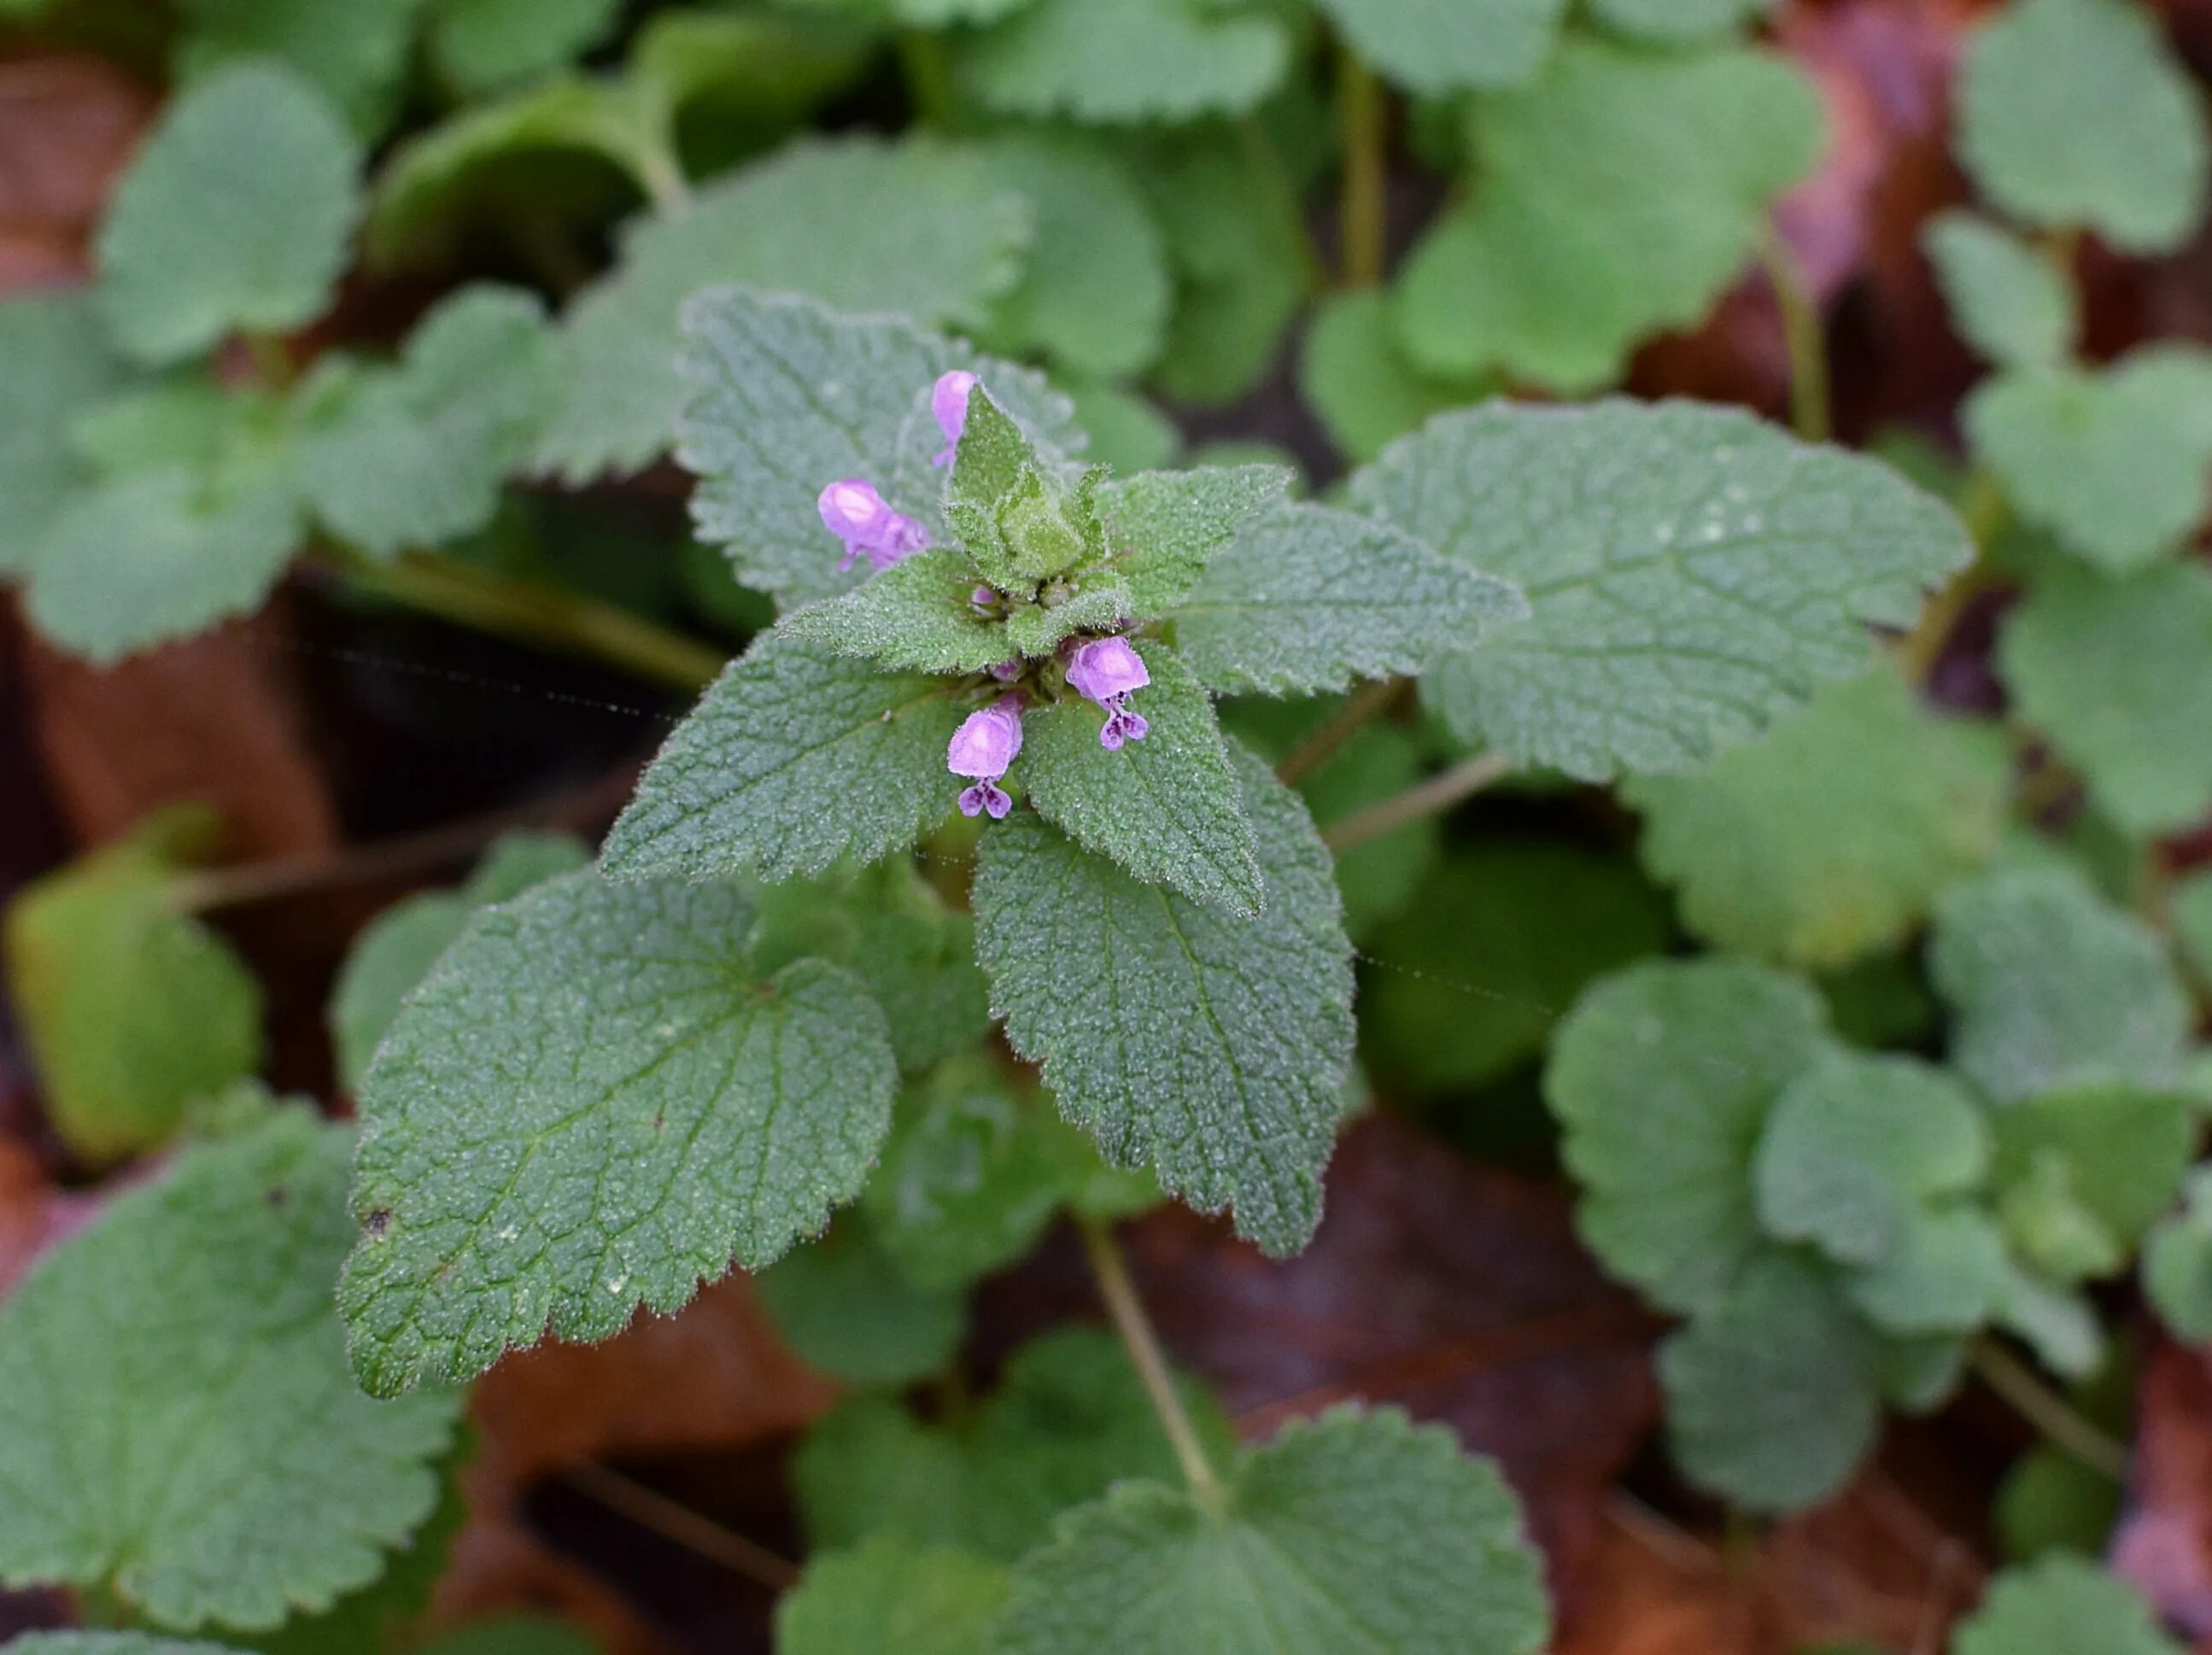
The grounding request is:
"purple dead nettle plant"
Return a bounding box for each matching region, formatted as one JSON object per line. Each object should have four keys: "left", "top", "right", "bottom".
{"left": 815, "top": 368, "right": 1153, "bottom": 821}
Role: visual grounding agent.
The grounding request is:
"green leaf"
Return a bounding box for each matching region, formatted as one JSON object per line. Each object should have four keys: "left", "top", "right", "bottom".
{"left": 1166, "top": 501, "right": 1527, "bottom": 696}
{"left": 1752, "top": 1050, "right": 1989, "bottom": 1266}
{"left": 1959, "top": 0, "right": 2209, "bottom": 254}
{"left": 538, "top": 137, "right": 1031, "bottom": 482}
{"left": 329, "top": 832, "right": 588, "bottom": 1089}
{"left": 755, "top": 1220, "right": 965, "bottom": 1385}
{"left": 1624, "top": 671, "right": 2011, "bottom": 968}
{"left": 1547, "top": 956, "right": 1833, "bottom": 1314}
{"left": 1588, "top": 0, "right": 1770, "bottom": 42}
{"left": 1363, "top": 839, "right": 1671, "bottom": 1091}
{"left": 0, "top": 291, "right": 132, "bottom": 575}
{"left": 993, "top": 1406, "right": 1550, "bottom": 1655}
{"left": 9, "top": 1640, "right": 251, "bottom": 1655}
{"left": 600, "top": 632, "right": 962, "bottom": 884}
{"left": 424, "top": 0, "right": 623, "bottom": 95}
{"left": 1099, "top": 464, "right": 1291, "bottom": 616}
{"left": 294, "top": 285, "right": 553, "bottom": 558}
{"left": 978, "top": 132, "right": 1171, "bottom": 377}
{"left": 1923, "top": 211, "right": 2078, "bottom": 370}
{"left": 1965, "top": 348, "right": 2212, "bottom": 574}
{"left": 1394, "top": 39, "right": 1822, "bottom": 392}
{"left": 339, "top": 869, "right": 899, "bottom": 1395}
{"left": 1300, "top": 291, "right": 1495, "bottom": 467}
{"left": 780, "top": 548, "right": 1126, "bottom": 674}
{"left": 1350, "top": 400, "right": 1971, "bottom": 781}
{"left": 1060, "top": 377, "right": 1180, "bottom": 473}
{"left": 21, "top": 454, "right": 304, "bottom": 664}
{"left": 961, "top": 0, "right": 1291, "bottom": 124}
{"left": 2176, "top": 867, "right": 2212, "bottom": 989}
{"left": 676, "top": 288, "right": 1077, "bottom": 611}
{"left": 0, "top": 1113, "right": 460, "bottom": 1629}
{"left": 862, "top": 1057, "right": 1116, "bottom": 1289}
{"left": 1132, "top": 129, "right": 1310, "bottom": 407}
{"left": 974, "top": 743, "right": 1355, "bottom": 1255}
{"left": 4, "top": 808, "right": 264, "bottom": 1161}
{"left": 1313, "top": 0, "right": 1565, "bottom": 94}
{"left": 746, "top": 860, "right": 991, "bottom": 1075}
{"left": 796, "top": 1327, "right": 1232, "bottom": 1560}
{"left": 1659, "top": 1254, "right": 1881, "bottom": 1513}
{"left": 777, "top": 1539, "right": 1007, "bottom": 1655}
{"left": 2145, "top": 1169, "right": 2212, "bottom": 1341}
{"left": 1278, "top": 719, "right": 1442, "bottom": 942}
{"left": 96, "top": 63, "right": 361, "bottom": 367}
{"left": 170, "top": 0, "right": 418, "bottom": 138}
{"left": 1989, "top": 1085, "right": 2196, "bottom": 1281}
{"left": 1999, "top": 561, "right": 2212, "bottom": 835}
{"left": 1844, "top": 1206, "right": 2010, "bottom": 1335}
{"left": 1952, "top": 1557, "right": 2185, "bottom": 1655}
{"left": 1021, "top": 647, "right": 1262, "bottom": 915}
{"left": 1930, "top": 864, "right": 2192, "bottom": 1105}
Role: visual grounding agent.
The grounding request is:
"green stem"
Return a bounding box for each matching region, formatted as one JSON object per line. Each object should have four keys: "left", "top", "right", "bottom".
{"left": 1277, "top": 676, "right": 1406, "bottom": 787}
{"left": 562, "top": 1461, "right": 799, "bottom": 1591}
{"left": 1077, "top": 1215, "right": 1229, "bottom": 1518}
{"left": 1237, "top": 115, "right": 1326, "bottom": 295}
{"left": 316, "top": 547, "right": 724, "bottom": 694}
{"left": 1969, "top": 1337, "right": 2129, "bottom": 1482}
{"left": 1322, "top": 751, "right": 1510, "bottom": 852}
{"left": 635, "top": 141, "right": 693, "bottom": 216}
{"left": 1761, "top": 226, "right": 1830, "bottom": 444}
{"left": 1336, "top": 43, "right": 1387, "bottom": 290}
{"left": 1893, "top": 469, "right": 2004, "bottom": 685}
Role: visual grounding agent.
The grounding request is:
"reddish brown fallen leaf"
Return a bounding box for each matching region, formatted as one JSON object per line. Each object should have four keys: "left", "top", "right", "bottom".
{"left": 2115, "top": 1340, "right": 2212, "bottom": 1642}
{"left": 1109, "top": 1113, "right": 1661, "bottom": 1621}
{"left": 0, "top": 1135, "right": 105, "bottom": 1296}
{"left": 429, "top": 1275, "right": 835, "bottom": 1652}
{"left": 18, "top": 612, "right": 339, "bottom": 861}
{"left": 1557, "top": 1506, "right": 1784, "bottom": 1655}
{"left": 0, "top": 53, "right": 151, "bottom": 288}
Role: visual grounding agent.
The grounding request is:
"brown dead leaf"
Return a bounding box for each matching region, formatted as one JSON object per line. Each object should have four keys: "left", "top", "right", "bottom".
{"left": 2115, "top": 1340, "right": 2212, "bottom": 1643}
{"left": 1558, "top": 1506, "right": 1784, "bottom": 1655}
{"left": 0, "top": 1135, "right": 104, "bottom": 1296}
{"left": 1104, "top": 1114, "right": 1660, "bottom": 1621}
{"left": 429, "top": 1274, "right": 835, "bottom": 1653}
{"left": 0, "top": 54, "right": 152, "bottom": 288}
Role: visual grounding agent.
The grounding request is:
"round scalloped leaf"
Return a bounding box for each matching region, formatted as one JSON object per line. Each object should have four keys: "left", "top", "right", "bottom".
{"left": 777, "top": 1538, "right": 1008, "bottom": 1655}
{"left": 960, "top": 0, "right": 1291, "bottom": 125}
{"left": 424, "top": 0, "right": 623, "bottom": 95}
{"left": 0, "top": 1113, "right": 460, "bottom": 1630}
{"left": 1313, "top": 0, "right": 1565, "bottom": 95}
{"left": 340, "top": 869, "right": 899, "bottom": 1395}
{"left": 96, "top": 62, "right": 361, "bottom": 367}
{"left": 1350, "top": 400, "right": 1972, "bottom": 781}
{"left": 1923, "top": 211, "right": 2078, "bottom": 370}
{"left": 1959, "top": 0, "right": 2209, "bottom": 254}
{"left": 0, "top": 292, "right": 132, "bottom": 575}
{"left": 1953, "top": 1557, "right": 2185, "bottom": 1655}
{"left": 993, "top": 1407, "right": 1550, "bottom": 1655}
{"left": 1589, "top": 0, "right": 1770, "bottom": 41}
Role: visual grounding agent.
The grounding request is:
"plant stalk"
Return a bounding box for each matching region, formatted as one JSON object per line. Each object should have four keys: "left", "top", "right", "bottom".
{"left": 1968, "top": 1337, "right": 2128, "bottom": 1482}
{"left": 1336, "top": 43, "right": 1387, "bottom": 290}
{"left": 315, "top": 546, "right": 724, "bottom": 694}
{"left": 1277, "top": 676, "right": 1407, "bottom": 787}
{"left": 1761, "top": 226, "right": 1830, "bottom": 444}
{"left": 1322, "top": 751, "right": 1510, "bottom": 852}
{"left": 562, "top": 1461, "right": 800, "bottom": 1591}
{"left": 1077, "top": 1214, "right": 1229, "bottom": 1518}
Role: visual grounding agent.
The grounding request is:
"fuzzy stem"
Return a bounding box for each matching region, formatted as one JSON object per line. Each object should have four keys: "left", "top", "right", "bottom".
{"left": 1969, "top": 1337, "right": 2129, "bottom": 1482}
{"left": 1322, "top": 751, "right": 1510, "bottom": 852}
{"left": 314, "top": 547, "right": 724, "bottom": 694}
{"left": 1336, "top": 44, "right": 1387, "bottom": 290}
{"left": 1077, "top": 1215, "right": 1229, "bottom": 1518}
{"left": 1762, "top": 227, "right": 1830, "bottom": 444}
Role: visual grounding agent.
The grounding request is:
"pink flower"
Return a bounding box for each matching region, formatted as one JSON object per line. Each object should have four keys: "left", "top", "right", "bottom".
{"left": 932, "top": 370, "right": 977, "bottom": 466}
{"left": 948, "top": 698, "right": 1023, "bottom": 820}
{"left": 1067, "top": 637, "right": 1150, "bottom": 750}
{"left": 818, "top": 477, "right": 928, "bottom": 572}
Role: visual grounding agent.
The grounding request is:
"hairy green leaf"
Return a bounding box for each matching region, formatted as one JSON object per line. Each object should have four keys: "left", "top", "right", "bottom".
{"left": 1300, "top": 291, "right": 1495, "bottom": 467}
{"left": 1351, "top": 401, "right": 1971, "bottom": 780}
{"left": 974, "top": 744, "right": 1354, "bottom": 1254}
{"left": 1021, "top": 648, "right": 1261, "bottom": 915}
{"left": 1999, "top": 561, "right": 2212, "bottom": 835}
{"left": 341, "top": 870, "right": 898, "bottom": 1395}
{"left": 778, "top": 1539, "right": 1007, "bottom": 1655}
{"left": 1314, "top": 0, "right": 1565, "bottom": 94}
{"left": 1625, "top": 671, "right": 2010, "bottom": 967}
{"left": 97, "top": 63, "right": 360, "bottom": 366}
{"left": 1167, "top": 501, "right": 1526, "bottom": 695}
{"left": 540, "top": 137, "right": 1031, "bottom": 482}
{"left": 756, "top": 1221, "right": 966, "bottom": 1385}
{"left": 1548, "top": 956, "right": 1833, "bottom": 1314}
{"left": 961, "top": 0, "right": 1291, "bottom": 124}
{"left": 1924, "top": 211, "right": 2078, "bottom": 370}
{"left": 1952, "top": 1557, "right": 2184, "bottom": 1655}
{"left": 424, "top": 0, "right": 622, "bottom": 94}
{"left": 1100, "top": 464, "right": 1290, "bottom": 616}
{"left": 993, "top": 1407, "right": 1550, "bottom": 1655}
{"left": 0, "top": 1113, "right": 459, "bottom": 1629}
{"left": 602, "top": 632, "right": 962, "bottom": 884}
{"left": 1930, "top": 864, "right": 2192, "bottom": 1105}
{"left": 1959, "top": 0, "right": 2209, "bottom": 253}
{"left": 676, "top": 288, "right": 1077, "bottom": 610}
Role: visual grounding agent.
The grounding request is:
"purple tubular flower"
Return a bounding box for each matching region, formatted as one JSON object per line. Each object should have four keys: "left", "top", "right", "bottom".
{"left": 948, "top": 698, "right": 1023, "bottom": 820}
{"left": 1067, "top": 637, "right": 1151, "bottom": 750}
{"left": 932, "top": 370, "right": 977, "bottom": 466}
{"left": 818, "top": 478, "right": 928, "bottom": 571}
